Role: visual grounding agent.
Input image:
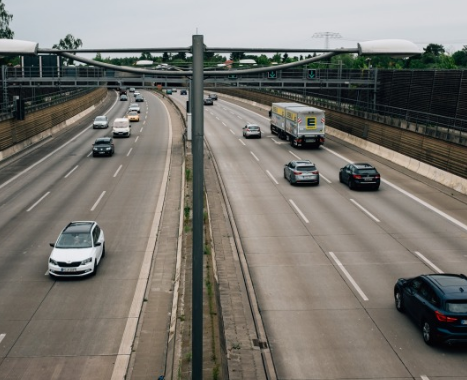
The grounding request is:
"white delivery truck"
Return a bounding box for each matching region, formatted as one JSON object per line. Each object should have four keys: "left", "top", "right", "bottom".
{"left": 270, "top": 102, "right": 325, "bottom": 148}
{"left": 112, "top": 117, "right": 131, "bottom": 138}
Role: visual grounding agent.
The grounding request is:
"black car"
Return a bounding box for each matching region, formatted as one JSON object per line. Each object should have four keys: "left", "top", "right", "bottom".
{"left": 208, "top": 93, "right": 218, "bottom": 100}
{"left": 135, "top": 95, "right": 144, "bottom": 102}
{"left": 180, "top": 89, "right": 187, "bottom": 95}
{"left": 339, "top": 163, "right": 380, "bottom": 190}
{"left": 92, "top": 137, "right": 114, "bottom": 157}
{"left": 394, "top": 274, "right": 467, "bottom": 345}
{"left": 204, "top": 98, "right": 214, "bottom": 106}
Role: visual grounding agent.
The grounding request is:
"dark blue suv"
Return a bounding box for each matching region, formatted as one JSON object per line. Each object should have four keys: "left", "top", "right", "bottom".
{"left": 394, "top": 274, "right": 467, "bottom": 345}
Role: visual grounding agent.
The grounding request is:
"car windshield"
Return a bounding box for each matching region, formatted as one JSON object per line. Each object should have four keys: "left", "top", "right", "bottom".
{"left": 95, "top": 116, "right": 106, "bottom": 121}
{"left": 445, "top": 302, "right": 467, "bottom": 313}
{"left": 56, "top": 232, "right": 92, "bottom": 248}
{"left": 298, "top": 166, "right": 316, "bottom": 171}
{"left": 128, "top": 111, "right": 137, "bottom": 115}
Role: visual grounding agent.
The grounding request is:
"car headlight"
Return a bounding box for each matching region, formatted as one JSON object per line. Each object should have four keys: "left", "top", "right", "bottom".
{"left": 81, "top": 257, "right": 92, "bottom": 265}
{"left": 49, "top": 258, "right": 58, "bottom": 265}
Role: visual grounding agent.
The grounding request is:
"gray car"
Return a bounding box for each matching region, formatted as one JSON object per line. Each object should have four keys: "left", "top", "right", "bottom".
{"left": 284, "top": 160, "right": 320, "bottom": 185}
{"left": 93, "top": 115, "right": 109, "bottom": 129}
{"left": 242, "top": 123, "right": 262, "bottom": 138}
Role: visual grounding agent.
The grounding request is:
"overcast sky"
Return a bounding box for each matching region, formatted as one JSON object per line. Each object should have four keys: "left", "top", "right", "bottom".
{"left": 4, "top": 0, "right": 467, "bottom": 58}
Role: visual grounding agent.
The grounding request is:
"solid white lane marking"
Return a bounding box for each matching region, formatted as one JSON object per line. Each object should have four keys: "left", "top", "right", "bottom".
{"left": 323, "top": 145, "right": 467, "bottom": 233}
{"left": 251, "top": 152, "right": 259, "bottom": 161}
{"left": 27, "top": 192, "right": 50, "bottom": 212}
{"left": 289, "top": 199, "right": 309, "bottom": 223}
{"left": 91, "top": 191, "right": 106, "bottom": 211}
{"left": 113, "top": 165, "right": 123, "bottom": 178}
{"left": 329, "top": 251, "right": 369, "bottom": 301}
{"left": 414, "top": 251, "right": 444, "bottom": 273}
{"left": 64, "top": 165, "right": 79, "bottom": 178}
{"left": 350, "top": 199, "right": 380, "bottom": 222}
{"left": 0, "top": 128, "right": 90, "bottom": 190}
{"left": 266, "top": 170, "right": 279, "bottom": 185}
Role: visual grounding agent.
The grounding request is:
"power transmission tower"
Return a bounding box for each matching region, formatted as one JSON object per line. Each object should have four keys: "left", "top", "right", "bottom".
{"left": 312, "top": 32, "right": 342, "bottom": 49}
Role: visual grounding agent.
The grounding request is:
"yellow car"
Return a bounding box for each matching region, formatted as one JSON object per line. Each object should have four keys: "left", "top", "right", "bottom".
{"left": 126, "top": 111, "right": 140, "bottom": 122}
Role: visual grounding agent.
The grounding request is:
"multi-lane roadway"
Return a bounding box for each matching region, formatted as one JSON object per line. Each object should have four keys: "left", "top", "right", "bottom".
{"left": 0, "top": 90, "right": 173, "bottom": 379}
{"left": 1, "top": 89, "right": 467, "bottom": 380}
{"left": 196, "top": 94, "right": 467, "bottom": 379}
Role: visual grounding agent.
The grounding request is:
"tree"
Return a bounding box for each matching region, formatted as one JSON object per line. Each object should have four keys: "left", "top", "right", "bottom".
{"left": 0, "top": 0, "right": 13, "bottom": 39}
{"left": 53, "top": 34, "right": 83, "bottom": 65}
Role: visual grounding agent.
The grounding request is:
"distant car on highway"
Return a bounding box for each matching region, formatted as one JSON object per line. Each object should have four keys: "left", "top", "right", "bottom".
{"left": 284, "top": 160, "right": 320, "bottom": 185}
{"left": 166, "top": 89, "right": 172, "bottom": 95}
{"left": 129, "top": 103, "right": 140, "bottom": 113}
{"left": 204, "top": 98, "right": 213, "bottom": 106}
{"left": 126, "top": 111, "right": 140, "bottom": 122}
{"left": 93, "top": 115, "right": 109, "bottom": 129}
{"left": 48, "top": 221, "right": 105, "bottom": 278}
{"left": 180, "top": 89, "right": 187, "bottom": 95}
{"left": 242, "top": 123, "right": 262, "bottom": 139}
{"left": 112, "top": 117, "right": 131, "bottom": 138}
{"left": 339, "top": 163, "right": 380, "bottom": 190}
{"left": 208, "top": 93, "right": 218, "bottom": 100}
{"left": 135, "top": 95, "right": 144, "bottom": 102}
{"left": 133, "top": 91, "right": 141, "bottom": 97}
{"left": 92, "top": 137, "right": 114, "bottom": 157}
{"left": 394, "top": 273, "right": 467, "bottom": 345}
{"left": 119, "top": 94, "right": 128, "bottom": 101}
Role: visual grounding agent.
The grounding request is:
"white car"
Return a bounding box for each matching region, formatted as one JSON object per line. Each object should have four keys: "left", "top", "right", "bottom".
{"left": 48, "top": 221, "right": 105, "bottom": 278}
{"left": 128, "top": 103, "right": 141, "bottom": 113}
{"left": 242, "top": 123, "right": 262, "bottom": 138}
{"left": 112, "top": 117, "right": 131, "bottom": 137}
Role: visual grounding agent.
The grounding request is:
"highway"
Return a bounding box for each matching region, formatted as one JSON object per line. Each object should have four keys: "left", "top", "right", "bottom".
{"left": 1, "top": 88, "right": 467, "bottom": 380}
{"left": 0, "top": 90, "right": 172, "bottom": 379}
{"left": 192, "top": 94, "right": 467, "bottom": 379}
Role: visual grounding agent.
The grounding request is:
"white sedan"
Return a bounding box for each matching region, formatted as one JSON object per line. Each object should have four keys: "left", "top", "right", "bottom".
{"left": 48, "top": 221, "right": 105, "bottom": 278}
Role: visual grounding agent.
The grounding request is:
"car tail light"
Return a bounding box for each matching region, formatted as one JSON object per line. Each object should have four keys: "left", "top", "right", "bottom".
{"left": 435, "top": 310, "right": 458, "bottom": 323}
{"left": 352, "top": 174, "right": 362, "bottom": 179}
{"left": 312, "top": 170, "right": 319, "bottom": 175}
{"left": 293, "top": 170, "right": 302, "bottom": 175}
{"left": 374, "top": 175, "right": 380, "bottom": 179}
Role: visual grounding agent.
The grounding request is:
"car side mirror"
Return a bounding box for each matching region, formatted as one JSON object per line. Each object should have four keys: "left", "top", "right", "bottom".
{"left": 50, "top": 243, "right": 55, "bottom": 247}
{"left": 95, "top": 242, "right": 102, "bottom": 246}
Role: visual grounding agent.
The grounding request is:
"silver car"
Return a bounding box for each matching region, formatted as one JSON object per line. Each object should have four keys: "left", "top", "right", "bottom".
{"left": 128, "top": 103, "right": 140, "bottom": 113}
{"left": 242, "top": 123, "right": 262, "bottom": 139}
{"left": 284, "top": 160, "right": 320, "bottom": 185}
{"left": 93, "top": 115, "right": 109, "bottom": 129}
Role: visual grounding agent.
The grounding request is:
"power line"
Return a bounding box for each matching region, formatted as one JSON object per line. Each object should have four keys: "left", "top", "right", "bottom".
{"left": 312, "top": 32, "right": 342, "bottom": 49}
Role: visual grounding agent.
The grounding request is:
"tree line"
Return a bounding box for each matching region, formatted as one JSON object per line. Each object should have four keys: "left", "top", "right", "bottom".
{"left": 1, "top": 1, "right": 466, "bottom": 70}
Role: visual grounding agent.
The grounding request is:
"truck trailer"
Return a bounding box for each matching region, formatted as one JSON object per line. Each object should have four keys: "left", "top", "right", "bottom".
{"left": 270, "top": 102, "right": 325, "bottom": 148}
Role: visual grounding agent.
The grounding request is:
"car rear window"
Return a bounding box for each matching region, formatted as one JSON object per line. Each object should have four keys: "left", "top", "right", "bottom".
{"left": 357, "top": 169, "right": 378, "bottom": 175}
{"left": 446, "top": 302, "right": 467, "bottom": 313}
{"left": 248, "top": 126, "right": 259, "bottom": 130}
{"left": 298, "top": 166, "right": 317, "bottom": 171}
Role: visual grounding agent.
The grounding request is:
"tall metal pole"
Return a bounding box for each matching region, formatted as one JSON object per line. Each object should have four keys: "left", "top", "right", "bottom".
{"left": 191, "top": 34, "right": 204, "bottom": 380}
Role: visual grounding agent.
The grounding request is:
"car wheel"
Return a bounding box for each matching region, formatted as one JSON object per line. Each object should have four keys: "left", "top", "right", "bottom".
{"left": 284, "top": 169, "right": 287, "bottom": 180}
{"left": 102, "top": 243, "right": 106, "bottom": 258}
{"left": 339, "top": 172, "right": 343, "bottom": 183}
{"left": 92, "top": 258, "right": 99, "bottom": 276}
{"left": 422, "top": 320, "right": 436, "bottom": 345}
{"left": 290, "top": 176, "right": 296, "bottom": 185}
{"left": 348, "top": 179, "right": 354, "bottom": 190}
{"left": 395, "top": 290, "right": 404, "bottom": 312}
{"left": 315, "top": 180, "right": 320, "bottom": 186}
{"left": 374, "top": 185, "right": 380, "bottom": 191}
